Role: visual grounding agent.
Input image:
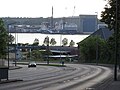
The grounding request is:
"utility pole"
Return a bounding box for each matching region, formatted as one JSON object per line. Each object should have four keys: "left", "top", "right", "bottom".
{"left": 7, "top": 25, "right": 10, "bottom": 69}
{"left": 114, "top": 0, "right": 118, "bottom": 81}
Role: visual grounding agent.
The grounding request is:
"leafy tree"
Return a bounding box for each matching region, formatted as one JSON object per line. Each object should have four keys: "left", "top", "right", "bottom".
{"left": 69, "top": 40, "right": 75, "bottom": 47}
{"left": 0, "top": 18, "right": 8, "bottom": 58}
{"left": 78, "top": 36, "right": 107, "bottom": 63}
{"left": 101, "top": 0, "right": 120, "bottom": 63}
{"left": 62, "top": 38, "right": 68, "bottom": 46}
{"left": 43, "top": 36, "right": 49, "bottom": 46}
{"left": 43, "top": 36, "right": 50, "bottom": 64}
{"left": 32, "top": 38, "right": 39, "bottom": 46}
{"left": 101, "top": 0, "right": 120, "bottom": 31}
{"left": 50, "top": 38, "right": 56, "bottom": 46}
{"left": 8, "top": 34, "right": 15, "bottom": 44}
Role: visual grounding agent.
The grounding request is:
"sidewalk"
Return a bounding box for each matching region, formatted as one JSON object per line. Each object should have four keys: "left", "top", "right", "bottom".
{"left": 0, "top": 66, "right": 23, "bottom": 84}
{"left": 102, "top": 74, "right": 120, "bottom": 90}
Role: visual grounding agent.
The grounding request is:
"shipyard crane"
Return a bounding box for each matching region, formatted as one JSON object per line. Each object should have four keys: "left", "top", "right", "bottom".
{"left": 72, "top": 6, "right": 76, "bottom": 17}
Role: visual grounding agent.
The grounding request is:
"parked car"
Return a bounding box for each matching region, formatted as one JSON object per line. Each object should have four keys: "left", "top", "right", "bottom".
{"left": 28, "top": 61, "right": 36, "bottom": 67}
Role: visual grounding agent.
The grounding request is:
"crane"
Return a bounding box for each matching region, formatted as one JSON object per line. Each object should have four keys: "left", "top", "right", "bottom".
{"left": 72, "top": 6, "right": 76, "bottom": 17}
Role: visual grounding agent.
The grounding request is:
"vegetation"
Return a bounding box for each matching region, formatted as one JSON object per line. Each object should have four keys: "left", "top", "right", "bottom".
{"left": 0, "top": 18, "right": 8, "bottom": 59}
{"left": 50, "top": 38, "right": 57, "bottom": 46}
{"left": 8, "top": 34, "right": 15, "bottom": 44}
{"left": 32, "top": 38, "right": 39, "bottom": 46}
{"left": 78, "top": 36, "right": 108, "bottom": 63}
{"left": 43, "top": 36, "right": 49, "bottom": 46}
{"left": 62, "top": 38, "right": 68, "bottom": 46}
{"left": 69, "top": 40, "right": 75, "bottom": 47}
{"left": 100, "top": 0, "right": 120, "bottom": 63}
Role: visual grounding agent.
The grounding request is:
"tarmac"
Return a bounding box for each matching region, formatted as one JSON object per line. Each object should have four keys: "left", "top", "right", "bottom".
{"left": 102, "top": 73, "right": 120, "bottom": 90}
{"left": 1, "top": 65, "right": 120, "bottom": 90}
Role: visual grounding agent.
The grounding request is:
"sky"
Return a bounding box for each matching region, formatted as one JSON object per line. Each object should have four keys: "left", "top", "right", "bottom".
{"left": 0, "top": 0, "right": 107, "bottom": 18}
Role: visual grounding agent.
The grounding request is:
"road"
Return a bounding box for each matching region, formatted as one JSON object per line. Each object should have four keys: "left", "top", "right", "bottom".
{"left": 0, "top": 64, "right": 112, "bottom": 90}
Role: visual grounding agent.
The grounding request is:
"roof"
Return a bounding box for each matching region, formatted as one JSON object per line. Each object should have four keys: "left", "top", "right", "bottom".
{"left": 91, "top": 28, "right": 113, "bottom": 40}
{"left": 48, "top": 55, "right": 78, "bottom": 58}
{"left": 50, "top": 50, "right": 70, "bottom": 53}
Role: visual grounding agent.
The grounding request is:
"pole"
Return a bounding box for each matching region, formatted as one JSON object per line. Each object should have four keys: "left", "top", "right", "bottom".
{"left": 95, "top": 12, "right": 98, "bottom": 65}
{"left": 15, "top": 25, "right": 17, "bottom": 66}
{"left": 60, "top": 34, "right": 62, "bottom": 63}
{"left": 114, "top": 0, "right": 118, "bottom": 81}
{"left": 96, "top": 40, "right": 98, "bottom": 65}
{"left": 7, "top": 25, "right": 9, "bottom": 69}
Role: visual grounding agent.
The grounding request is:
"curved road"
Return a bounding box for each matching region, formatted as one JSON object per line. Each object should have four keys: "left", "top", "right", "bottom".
{"left": 0, "top": 64, "right": 112, "bottom": 90}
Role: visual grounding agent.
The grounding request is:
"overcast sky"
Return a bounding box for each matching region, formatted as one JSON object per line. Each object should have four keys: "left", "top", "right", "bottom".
{"left": 0, "top": 0, "right": 107, "bottom": 18}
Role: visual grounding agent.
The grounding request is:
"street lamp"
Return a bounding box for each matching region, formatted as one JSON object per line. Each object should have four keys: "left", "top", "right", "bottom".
{"left": 7, "top": 22, "right": 16, "bottom": 68}
{"left": 114, "top": 0, "right": 118, "bottom": 81}
{"left": 95, "top": 12, "right": 98, "bottom": 65}
{"left": 95, "top": 12, "right": 98, "bottom": 31}
{"left": 7, "top": 25, "right": 10, "bottom": 69}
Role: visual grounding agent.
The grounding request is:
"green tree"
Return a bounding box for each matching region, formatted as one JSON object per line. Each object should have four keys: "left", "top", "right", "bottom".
{"left": 69, "top": 40, "right": 75, "bottom": 47}
{"left": 101, "top": 0, "right": 120, "bottom": 63}
{"left": 78, "top": 36, "right": 107, "bottom": 63}
{"left": 62, "top": 38, "right": 68, "bottom": 46}
{"left": 101, "top": 0, "right": 115, "bottom": 30}
{"left": 8, "top": 34, "right": 15, "bottom": 44}
{"left": 43, "top": 36, "right": 49, "bottom": 46}
{"left": 32, "top": 38, "right": 39, "bottom": 46}
{"left": 0, "top": 18, "right": 8, "bottom": 59}
{"left": 50, "top": 38, "right": 56, "bottom": 46}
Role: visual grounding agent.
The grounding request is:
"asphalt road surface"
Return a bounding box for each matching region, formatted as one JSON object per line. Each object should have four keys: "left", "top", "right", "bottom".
{"left": 0, "top": 64, "right": 112, "bottom": 90}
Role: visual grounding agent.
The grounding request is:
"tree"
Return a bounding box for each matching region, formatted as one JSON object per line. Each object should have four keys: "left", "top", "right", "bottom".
{"left": 69, "top": 40, "right": 75, "bottom": 47}
{"left": 101, "top": 0, "right": 120, "bottom": 63}
{"left": 62, "top": 38, "right": 68, "bottom": 46}
{"left": 43, "top": 36, "right": 49, "bottom": 46}
{"left": 50, "top": 38, "right": 56, "bottom": 46}
{"left": 43, "top": 36, "right": 50, "bottom": 64}
{"left": 8, "top": 34, "right": 15, "bottom": 44}
{"left": 0, "top": 18, "right": 8, "bottom": 58}
{"left": 78, "top": 36, "right": 107, "bottom": 63}
{"left": 101, "top": 0, "right": 116, "bottom": 30}
{"left": 32, "top": 38, "right": 39, "bottom": 46}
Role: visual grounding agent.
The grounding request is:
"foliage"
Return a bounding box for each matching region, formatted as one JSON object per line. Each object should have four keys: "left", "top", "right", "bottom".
{"left": 50, "top": 38, "right": 56, "bottom": 46}
{"left": 43, "top": 36, "right": 49, "bottom": 46}
{"left": 69, "top": 40, "right": 75, "bottom": 47}
{"left": 0, "top": 18, "right": 8, "bottom": 58}
{"left": 62, "top": 38, "right": 68, "bottom": 46}
{"left": 32, "top": 38, "right": 39, "bottom": 46}
{"left": 30, "top": 50, "right": 43, "bottom": 60}
{"left": 8, "top": 34, "right": 15, "bottom": 44}
{"left": 101, "top": 0, "right": 116, "bottom": 30}
{"left": 78, "top": 36, "right": 107, "bottom": 63}
{"left": 101, "top": 0, "right": 120, "bottom": 63}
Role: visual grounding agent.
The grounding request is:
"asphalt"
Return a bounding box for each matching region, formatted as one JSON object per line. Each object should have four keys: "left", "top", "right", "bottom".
{"left": 102, "top": 74, "right": 120, "bottom": 90}
{"left": 1, "top": 65, "right": 120, "bottom": 90}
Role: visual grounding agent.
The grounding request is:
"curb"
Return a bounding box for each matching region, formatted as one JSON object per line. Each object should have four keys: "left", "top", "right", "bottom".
{"left": 9, "top": 66, "right": 22, "bottom": 70}
{"left": 0, "top": 79, "right": 23, "bottom": 84}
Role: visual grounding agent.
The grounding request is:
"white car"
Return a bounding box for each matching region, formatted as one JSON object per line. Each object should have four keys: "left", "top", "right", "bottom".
{"left": 28, "top": 61, "right": 36, "bottom": 67}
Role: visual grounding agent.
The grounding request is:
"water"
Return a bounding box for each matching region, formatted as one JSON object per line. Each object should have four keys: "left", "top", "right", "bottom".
{"left": 11, "top": 33, "right": 89, "bottom": 47}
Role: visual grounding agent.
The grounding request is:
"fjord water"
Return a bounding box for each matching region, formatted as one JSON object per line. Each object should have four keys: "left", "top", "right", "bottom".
{"left": 11, "top": 33, "right": 89, "bottom": 47}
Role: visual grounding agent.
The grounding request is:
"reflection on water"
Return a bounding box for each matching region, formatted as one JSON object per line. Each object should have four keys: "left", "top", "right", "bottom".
{"left": 11, "top": 33, "right": 89, "bottom": 47}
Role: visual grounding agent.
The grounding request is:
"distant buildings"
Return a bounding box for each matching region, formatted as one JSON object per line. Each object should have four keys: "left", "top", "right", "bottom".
{"left": 3, "top": 15, "right": 107, "bottom": 34}
{"left": 79, "top": 15, "right": 97, "bottom": 34}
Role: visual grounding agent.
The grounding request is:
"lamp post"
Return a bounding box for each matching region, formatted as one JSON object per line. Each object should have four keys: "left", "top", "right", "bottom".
{"left": 14, "top": 25, "right": 17, "bottom": 66}
{"left": 7, "top": 22, "right": 16, "bottom": 68}
{"left": 95, "top": 12, "right": 98, "bottom": 65}
{"left": 7, "top": 25, "right": 10, "bottom": 69}
{"left": 114, "top": 0, "right": 118, "bottom": 81}
{"left": 60, "top": 34, "right": 62, "bottom": 63}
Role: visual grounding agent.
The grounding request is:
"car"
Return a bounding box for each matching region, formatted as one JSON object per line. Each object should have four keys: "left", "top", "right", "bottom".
{"left": 28, "top": 61, "right": 36, "bottom": 67}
